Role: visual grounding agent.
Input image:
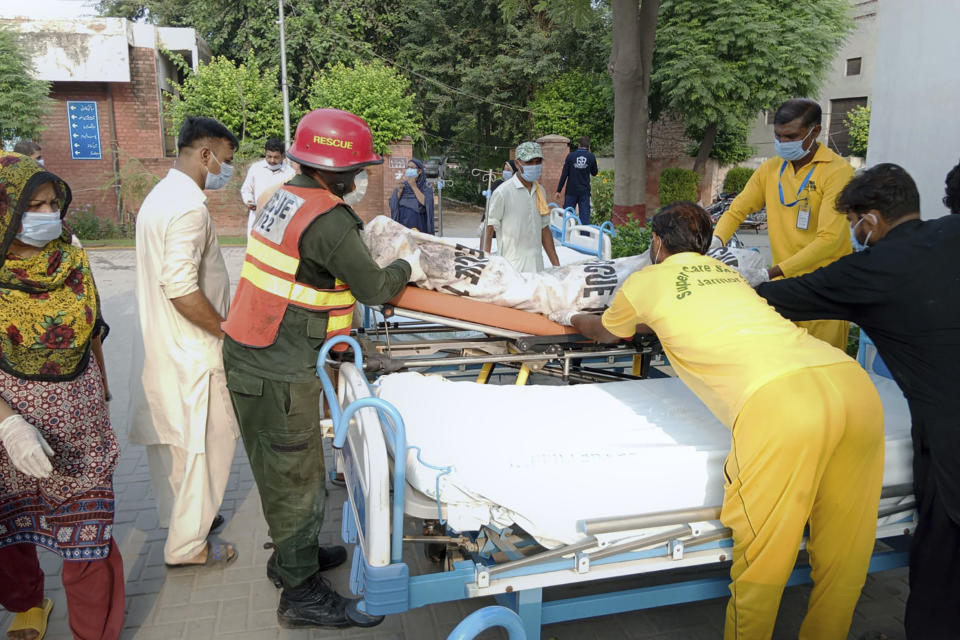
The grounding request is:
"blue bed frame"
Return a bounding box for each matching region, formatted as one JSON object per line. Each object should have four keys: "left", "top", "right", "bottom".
{"left": 318, "top": 336, "right": 913, "bottom": 638}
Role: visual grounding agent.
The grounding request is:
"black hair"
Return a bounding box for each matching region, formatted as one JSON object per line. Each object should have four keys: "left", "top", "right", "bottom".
{"left": 836, "top": 163, "right": 920, "bottom": 222}
{"left": 176, "top": 116, "right": 240, "bottom": 152}
{"left": 265, "top": 137, "right": 284, "bottom": 153}
{"left": 650, "top": 202, "right": 714, "bottom": 255}
{"left": 945, "top": 159, "right": 960, "bottom": 214}
{"left": 774, "top": 99, "right": 822, "bottom": 129}
{"left": 13, "top": 140, "right": 40, "bottom": 155}
{"left": 578, "top": 136, "right": 590, "bottom": 148}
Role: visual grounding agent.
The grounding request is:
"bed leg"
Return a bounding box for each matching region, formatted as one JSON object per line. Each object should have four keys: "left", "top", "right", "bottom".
{"left": 498, "top": 588, "right": 543, "bottom": 639}
{"left": 477, "top": 362, "right": 495, "bottom": 384}
{"left": 515, "top": 364, "right": 531, "bottom": 386}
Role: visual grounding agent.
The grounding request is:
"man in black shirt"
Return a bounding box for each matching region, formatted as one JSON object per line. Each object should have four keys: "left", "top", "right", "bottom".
{"left": 755, "top": 163, "right": 960, "bottom": 640}
{"left": 555, "top": 135, "right": 599, "bottom": 225}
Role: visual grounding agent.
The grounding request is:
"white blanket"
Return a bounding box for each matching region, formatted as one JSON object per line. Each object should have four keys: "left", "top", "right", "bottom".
{"left": 362, "top": 216, "right": 768, "bottom": 315}
{"left": 376, "top": 372, "right": 913, "bottom": 548}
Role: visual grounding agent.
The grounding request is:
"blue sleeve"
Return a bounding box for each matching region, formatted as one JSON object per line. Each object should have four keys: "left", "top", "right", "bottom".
{"left": 388, "top": 188, "right": 400, "bottom": 221}
{"left": 423, "top": 184, "right": 435, "bottom": 234}
{"left": 557, "top": 155, "right": 570, "bottom": 192}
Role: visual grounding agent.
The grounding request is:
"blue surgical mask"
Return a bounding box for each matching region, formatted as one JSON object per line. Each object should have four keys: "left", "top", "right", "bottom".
{"left": 404, "top": 167, "right": 419, "bottom": 179}
{"left": 205, "top": 153, "right": 234, "bottom": 190}
{"left": 17, "top": 211, "right": 63, "bottom": 247}
{"left": 520, "top": 164, "right": 542, "bottom": 182}
{"left": 774, "top": 128, "right": 816, "bottom": 162}
{"left": 502, "top": 170, "right": 513, "bottom": 181}
{"left": 850, "top": 214, "right": 876, "bottom": 252}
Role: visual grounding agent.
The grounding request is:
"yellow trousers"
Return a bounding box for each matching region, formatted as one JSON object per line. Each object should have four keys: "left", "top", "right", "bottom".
{"left": 796, "top": 319, "right": 849, "bottom": 352}
{"left": 721, "top": 362, "right": 884, "bottom": 640}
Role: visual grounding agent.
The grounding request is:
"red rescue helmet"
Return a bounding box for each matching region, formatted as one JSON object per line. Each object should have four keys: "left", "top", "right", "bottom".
{"left": 286, "top": 108, "right": 383, "bottom": 172}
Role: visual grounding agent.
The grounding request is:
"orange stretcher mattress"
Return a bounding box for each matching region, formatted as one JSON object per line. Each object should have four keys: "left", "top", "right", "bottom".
{"left": 388, "top": 286, "right": 579, "bottom": 336}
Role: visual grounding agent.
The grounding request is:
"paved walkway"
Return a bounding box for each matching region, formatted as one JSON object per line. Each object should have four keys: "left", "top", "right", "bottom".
{"left": 1, "top": 240, "right": 909, "bottom": 639}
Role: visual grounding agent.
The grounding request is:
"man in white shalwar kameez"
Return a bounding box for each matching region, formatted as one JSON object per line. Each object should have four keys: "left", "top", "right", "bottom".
{"left": 129, "top": 116, "right": 241, "bottom": 566}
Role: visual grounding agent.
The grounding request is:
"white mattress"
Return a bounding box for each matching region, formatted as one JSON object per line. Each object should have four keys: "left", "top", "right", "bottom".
{"left": 375, "top": 372, "right": 913, "bottom": 548}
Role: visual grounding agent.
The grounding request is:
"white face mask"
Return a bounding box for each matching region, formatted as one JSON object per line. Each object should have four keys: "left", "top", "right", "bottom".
{"left": 36, "top": 158, "right": 45, "bottom": 168}
{"left": 204, "top": 152, "right": 234, "bottom": 190}
{"left": 344, "top": 170, "right": 369, "bottom": 206}
{"left": 267, "top": 160, "right": 284, "bottom": 172}
{"left": 17, "top": 211, "right": 62, "bottom": 247}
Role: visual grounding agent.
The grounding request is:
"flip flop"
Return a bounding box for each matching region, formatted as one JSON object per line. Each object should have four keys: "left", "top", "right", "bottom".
{"left": 165, "top": 542, "right": 238, "bottom": 569}
{"left": 7, "top": 597, "right": 53, "bottom": 640}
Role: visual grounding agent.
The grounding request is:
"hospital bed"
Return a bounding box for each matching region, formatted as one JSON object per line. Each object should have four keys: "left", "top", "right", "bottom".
{"left": 319, "top": 335, "right": 915, "bottom": 638}
{"left": 357, "top": 286, "right": 661, "bottom": 385}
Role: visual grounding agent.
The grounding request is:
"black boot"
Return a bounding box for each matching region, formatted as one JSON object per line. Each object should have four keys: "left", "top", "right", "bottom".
{"left": 266, "top": 545, "right": 348, "bottom": 588}
{"left": 277, "top": 573, "right": 351, "bottom": 629}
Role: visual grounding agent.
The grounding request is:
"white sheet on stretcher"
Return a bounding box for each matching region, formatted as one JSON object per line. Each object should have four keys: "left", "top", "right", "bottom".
{"left": 375, "top": 372, "right": 913, "bottom": 549}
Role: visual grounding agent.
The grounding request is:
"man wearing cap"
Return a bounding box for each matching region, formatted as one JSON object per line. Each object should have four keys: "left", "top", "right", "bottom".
{"left": 483, "top": 141, "right": 561, "bottom": 273}
{"left": 221, "top": 108, "right": 422, "bottom": 630}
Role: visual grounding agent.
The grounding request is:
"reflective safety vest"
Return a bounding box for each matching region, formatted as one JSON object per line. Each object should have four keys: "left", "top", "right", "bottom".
{"left": 221, "top": 186, "right": 356, "bottom": 350}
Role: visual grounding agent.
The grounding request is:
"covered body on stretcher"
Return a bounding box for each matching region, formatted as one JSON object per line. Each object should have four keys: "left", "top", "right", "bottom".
{"left": 323, "top": 337, "right": 914, "bottom": 630}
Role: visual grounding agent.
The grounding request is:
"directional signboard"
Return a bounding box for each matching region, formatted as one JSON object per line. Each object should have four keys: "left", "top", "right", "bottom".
{"left": 67, "top": 101, "right": 102, "bottom": 160}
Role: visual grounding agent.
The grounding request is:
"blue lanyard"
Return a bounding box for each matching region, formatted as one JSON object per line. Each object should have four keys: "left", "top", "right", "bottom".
{"left": 778, "top": 161, "right": 816, "bottom": 207}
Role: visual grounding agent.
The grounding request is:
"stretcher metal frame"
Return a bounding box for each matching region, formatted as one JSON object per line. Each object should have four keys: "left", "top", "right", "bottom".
{"left": 357, "top": 303, "right": 661, "bottom": 385}
{"left": 319, "top": 336, "right": 915, "bottom": 639}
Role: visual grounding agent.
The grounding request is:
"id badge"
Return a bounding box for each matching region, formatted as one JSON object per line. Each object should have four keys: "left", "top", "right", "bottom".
{"left": 796, "top": 208, "right": 811, "bottom": 230}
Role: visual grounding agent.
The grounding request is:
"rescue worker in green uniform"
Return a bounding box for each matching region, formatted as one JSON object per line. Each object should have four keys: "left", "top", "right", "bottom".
{"left": 221, "top": 109, "right": 422, "bottom": 629}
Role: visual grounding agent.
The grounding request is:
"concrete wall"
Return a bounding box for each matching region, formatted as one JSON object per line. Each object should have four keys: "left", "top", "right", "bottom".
{"left": 1, "top": 17, "right": 131, "bottom": 82}
{"left": 867, "top": 0, "right": 960, "bottom": 219}
{"left": 746, "top": 0, "right": 878, "bottom": 160}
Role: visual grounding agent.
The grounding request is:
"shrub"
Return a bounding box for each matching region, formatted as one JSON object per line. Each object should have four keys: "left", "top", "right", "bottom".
{"left": 658, "top": 168, "right": 699, "bottom": 206}
{"left": 722, "top": 167, "right": 755, "bottom": 195}
{"left": 591, "top": 170, "right": 614, "bottom": 225}
{"left": 846, "top": 105, "right": 870, "bottom": 157}
{"left": 65, "top": 205, "right": 130, "bottom": 240}
{"left": 611, "top": 218, "right": 652, "bottom": 259}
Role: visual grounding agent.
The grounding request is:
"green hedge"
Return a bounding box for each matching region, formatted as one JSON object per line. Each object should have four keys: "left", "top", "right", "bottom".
{"left": 65, "top": 206, "right": 133, "bottom": 240}
{"left": 722, "top": 167, "right": 755, "bottom": 195}
{"left": 658, "top": 168, "right": 699, "bottom": 206}
{"left": 591, "top": 170, "right": 614, "bottom": 225}
{"left": 611, "top": 219, "right": 652, "bottom": 259}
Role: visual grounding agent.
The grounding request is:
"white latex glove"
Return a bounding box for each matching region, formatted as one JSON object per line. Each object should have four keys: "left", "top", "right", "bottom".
{"left": 748, "top": 268, "right": 771, "bottom": 288}
{"left": 0, "top": 414, "right": 54, "bottom": 478}
{"left": 404, "top": 249, "right": 427, "bottom": 284}
{"left": 709, "top": 235, "right": 724, "bottom": 251}
{"left": 548, "top": 310, "right": 578, "bottom": 326}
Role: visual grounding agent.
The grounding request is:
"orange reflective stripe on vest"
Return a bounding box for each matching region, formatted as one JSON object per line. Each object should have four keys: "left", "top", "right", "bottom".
{"left": 221, "top": 186, "right": 356, "bottom": 350}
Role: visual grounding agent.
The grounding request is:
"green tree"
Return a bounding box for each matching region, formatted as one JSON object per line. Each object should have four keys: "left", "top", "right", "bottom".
{"left": 686, "top": 120, "right": 754, "bottom": 166}
{"left": 166, "top": 55, "right": 284, "bottom": 156}
{"left": 0, "top": 26, "right": 53, "bottom": 145}
{"left": 530, "top": 70, "right": 613, "bottom": 150}
{"left": 306, "top": 61, "right": 421, "bottom": 154}
{"left": 651, "top": 0, "right": 853, "bottom": 173}
{"left": 846, "top": 104, "right": 870, "bottom": 157}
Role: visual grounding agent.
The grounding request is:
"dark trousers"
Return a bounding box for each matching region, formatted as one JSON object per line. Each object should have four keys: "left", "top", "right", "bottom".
{"left": 564, "top": 192, "right": 592, "bottom": 225}
{"left": 905, "top": 439, "right": 960, "bottom": 639}
{"left": 224, "top": 368, "right": 326, "bottom": 589}
{"left": 0, "top": 539, "right": 125, "bottom": 639}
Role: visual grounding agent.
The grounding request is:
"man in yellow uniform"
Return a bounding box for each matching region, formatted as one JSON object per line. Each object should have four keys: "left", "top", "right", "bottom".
{"left": 712, "top": 99, "right": 853, "bottom": 349}
{"left": 561, "top": 202, "right": 884, "bottom": 640}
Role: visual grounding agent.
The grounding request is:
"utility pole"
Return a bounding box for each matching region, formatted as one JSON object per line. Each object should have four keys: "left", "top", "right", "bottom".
{"left": 278, "top": 0, "right": 291, "bottom": 149}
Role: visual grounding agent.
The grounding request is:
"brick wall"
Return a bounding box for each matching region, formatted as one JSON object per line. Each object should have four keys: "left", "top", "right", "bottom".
{"left": 537, "top": 134, "right": 571, "bottom": 204}
{"left": 649, "top": 116, "right": 694, "bottom": 159}
{"left": 39, "top": 45, "right": 167, "bottom": 224}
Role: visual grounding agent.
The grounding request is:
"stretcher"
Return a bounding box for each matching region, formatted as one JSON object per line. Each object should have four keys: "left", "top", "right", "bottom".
{"left": 358, "top": 286, "right": 660, "bottom": 384}
{"left": 319, "top": 336, "right": 915, "bottom": 638}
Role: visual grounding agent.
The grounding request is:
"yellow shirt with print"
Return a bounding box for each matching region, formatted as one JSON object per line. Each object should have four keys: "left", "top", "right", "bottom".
{"left": 714, "top": 144, "right": 854, "bottom": 278}
{"left": 601, "top": 252, "right": 851, "bottom": 428}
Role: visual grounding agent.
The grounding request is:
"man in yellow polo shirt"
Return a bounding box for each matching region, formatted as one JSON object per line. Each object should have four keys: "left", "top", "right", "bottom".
{"left": 560, "top": 202, "right": 884, "bottom": 640}
{"left": 713, "top": 99, "right": 854, "bottom": 350}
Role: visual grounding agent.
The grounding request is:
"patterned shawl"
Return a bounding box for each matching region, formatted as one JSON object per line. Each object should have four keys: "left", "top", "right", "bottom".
{"left": 0, "top": 152, "right": 104, "bottom": 381}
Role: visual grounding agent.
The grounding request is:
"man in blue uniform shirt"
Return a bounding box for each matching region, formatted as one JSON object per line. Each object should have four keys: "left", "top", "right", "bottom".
{"left": 555, "top": 136, "right": 599, "bottom": 225}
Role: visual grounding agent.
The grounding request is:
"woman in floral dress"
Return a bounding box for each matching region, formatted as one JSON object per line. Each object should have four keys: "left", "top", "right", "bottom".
{"left": 0, "top": 152, "right": 123, "bottom": 640}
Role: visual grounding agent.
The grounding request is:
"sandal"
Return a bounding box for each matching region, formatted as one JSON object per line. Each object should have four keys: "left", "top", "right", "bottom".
{"left": 7, "top": 597, "right": 53, "bottom": 640}
{"left": 165, "top": 542, "right": 238, "bottom": 569}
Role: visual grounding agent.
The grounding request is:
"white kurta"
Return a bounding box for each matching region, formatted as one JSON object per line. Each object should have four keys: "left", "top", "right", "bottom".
{"left": 240, "top": 159, "right": 296, "bottom": 234}
{"left": 129, "top": 168, "right": 239, "bottom": 453}
{"left": 486, "top": 175, "right": 550, "bottom": 273}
